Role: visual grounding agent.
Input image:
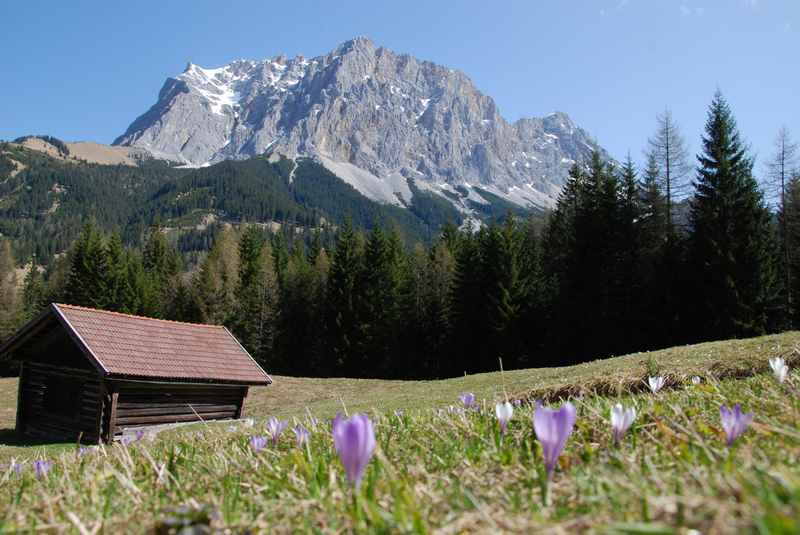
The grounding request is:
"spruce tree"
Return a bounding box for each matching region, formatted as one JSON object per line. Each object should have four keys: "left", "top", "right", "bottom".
{"left": 63, "top": 222, "right": 110, "bottom": 309}
{"left": 324, "top": 220, "right": 365, "bottom": 376}
{"left": 21, "top": 260, "right": 46, "bottom": 322}
{"left": 0, "top": 241, "right": 20, "bottom": 338}
{"left": 360, "top": 226, "right": 404, "bottom": 376}
{"left": 105, "top": 232, "right": 135, "bottom": 313}
{"left": 782, "top": 174, "right": 800, "bottom": 327}
{"left": 689, "top": 91, "right": 779, "bottom": 339}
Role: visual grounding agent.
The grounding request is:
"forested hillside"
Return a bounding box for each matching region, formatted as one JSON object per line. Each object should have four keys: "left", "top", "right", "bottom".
{"left": 1, "top": 92, "right": 798, "bottom": 380}
{"left": 0, "top": 142, "right": 476, "bottom": 266}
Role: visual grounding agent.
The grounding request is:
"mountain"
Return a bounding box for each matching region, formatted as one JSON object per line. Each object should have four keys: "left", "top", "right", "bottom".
{"left": 114, "top": 37, "right": 605, "bottom": 212}
{"left": 0, "top": 141, "right": 478, "bottom": 264}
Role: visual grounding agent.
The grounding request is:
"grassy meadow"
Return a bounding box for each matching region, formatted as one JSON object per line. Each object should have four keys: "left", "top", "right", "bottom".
{"left": 1, "top": 332, "right": 799, "bottom": 533}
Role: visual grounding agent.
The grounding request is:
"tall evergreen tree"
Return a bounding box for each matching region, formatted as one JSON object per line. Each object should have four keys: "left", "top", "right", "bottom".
{"left": 324, "top": 220, "right": 365, "bottom": 376}
{"left": 0, "top": 241, "right": 20, "bottom": 339}
{"left": 781, "top": 174, "right": 800, "bottom": 327}
{"left": 63, "top": 222, "right": 110, "bottom": 309}
{"left": 359, "top": 226, "right": 404, "bottom": 376}
{"left": 233, "top": 226, "right": 278, "bottom": 365}
{"left": 21, "top": 260, "right": 47, "bottom": 323}
{"left": 105, "top": 232, "right": 135, "bottom": 313}
{"left": 689, "top": 91, "right": 779, "bottom": 339}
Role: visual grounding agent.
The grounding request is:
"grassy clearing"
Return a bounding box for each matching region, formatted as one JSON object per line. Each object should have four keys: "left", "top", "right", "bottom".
{"left": 0, "top": 332, "right": 799, "bottom": 532}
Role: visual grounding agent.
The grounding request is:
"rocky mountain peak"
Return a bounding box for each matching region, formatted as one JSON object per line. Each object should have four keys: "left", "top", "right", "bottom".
{"left": 114, "top": 38, "right": 606, "bottom": 211}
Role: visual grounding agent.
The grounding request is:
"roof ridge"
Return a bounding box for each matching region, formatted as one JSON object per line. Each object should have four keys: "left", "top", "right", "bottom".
{"left": 54, "top": 303, "right": 227, "bottom": 329}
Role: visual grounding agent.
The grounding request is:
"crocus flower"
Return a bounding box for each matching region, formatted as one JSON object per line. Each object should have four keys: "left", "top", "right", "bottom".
{"left": 691, "top": 376, "right": 701, "bottom": 385}
{"left": 249, "top": 435, "right": 267, "bottom": 453}
{"left": 33, "top": 460, "right": 51, "bottom": 479}
{"left": 769, "top": 357, "right": 789, "bottom": 384}
{"left": 332, "top": 413, "right": 376, "bottom": 488}
{"left": 495, "top": 401, "right": 514, "bottom": 434}
{"left": 648, "top": 376, "right": 666, "bottom": 394}
{"left": 265, "top": 417, "right": 288, "bottom": 446}
{"left": 394, "top": 409, "right": 404, "bottom": 419}
{"left": 293, "top": 424, "right": 310, "bottom": 448}
{"left": 533, "top": 402, "right": 576, "bottom": 479}
{"left": 609, "top": 404, "right": 636, "bottom": 444}
{"left": 720, "top": 404, "right": 753, "bottom": 446}
{"left": 512, "top": 399, "right": 522, "bottom": 407}
{"left": 10, "top": 460, "right": 23, "bottom": 476}
{"left": 459, "top": 393, "right": 476, "bottom": 409}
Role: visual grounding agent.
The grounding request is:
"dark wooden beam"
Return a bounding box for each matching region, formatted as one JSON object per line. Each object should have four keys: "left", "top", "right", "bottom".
{"left": 236, "top": 387, "right": 248, "bottom": 419}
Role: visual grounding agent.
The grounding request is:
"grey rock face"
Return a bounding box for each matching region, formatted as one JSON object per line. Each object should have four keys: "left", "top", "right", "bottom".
{"left": 114, "top": 37, "right": 604, "bottom": 209}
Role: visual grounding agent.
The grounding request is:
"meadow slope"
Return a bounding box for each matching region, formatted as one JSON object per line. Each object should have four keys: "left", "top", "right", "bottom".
{"left": 0, "top": 332, "right": 799, "bottom": 533}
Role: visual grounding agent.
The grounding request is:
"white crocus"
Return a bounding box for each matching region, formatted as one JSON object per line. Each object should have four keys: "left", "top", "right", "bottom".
{"left": 610, "top": 403, "right": 636, "bottom": 444}
{"left": 495, "top": 401, "right": 514, "bottom": 434}
{"left": 691, "top": 376, "right": 701, "bottom": 385}
{"left": 769, "top": 357, "right": 789, "bottom": 384}
{"left": 648, "top": 376, "right": 666, "bottom": 394}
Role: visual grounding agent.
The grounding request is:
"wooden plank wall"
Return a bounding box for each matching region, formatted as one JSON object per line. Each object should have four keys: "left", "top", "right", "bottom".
{"left": 18, "top": 362, "right": 104, "bottom": 443}
{"left": 111, "top": 382, "right": 247, "bottom": 435}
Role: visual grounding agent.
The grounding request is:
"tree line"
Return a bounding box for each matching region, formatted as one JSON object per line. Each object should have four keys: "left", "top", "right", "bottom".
{"left": 1, "top": 92, "right": 799, "bottom": 378}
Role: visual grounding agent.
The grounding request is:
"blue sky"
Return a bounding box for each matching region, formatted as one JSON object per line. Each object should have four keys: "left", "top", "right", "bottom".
{"left": 1, "top": 0, "right": 797, "bottom": 173}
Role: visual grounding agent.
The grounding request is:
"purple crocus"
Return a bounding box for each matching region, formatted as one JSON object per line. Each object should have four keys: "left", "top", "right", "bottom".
{"left": 720, "top": 404, "right": 753, "bottom": 446}
{"left": 495, "top": 401, "right": 514, "bottom": 434}
{"left": 265, "top": 417, "right": 288, "bottom": 446}
{"left": 10, "top": 460, "right": 23, "bottom": 476}
{"left": 293, "top": 424, "right": 310, "bottom": 448}
{"left": 249, "top": 435, "right": 267, "bottom": 453}
{"left": 332, "top": 413, "right": 376, "bottom": 488}
{"left": 533, "top": 401, "right": 576, "bottom": 479}
{"left": 394, "top": 409, "right": 404, "bottom": 419}
{"left": 459, "top": 392, "right": 476, "bottom": 409}
{"left": 512, "top": 399, "right": 522, "bottom": 407}
{"left": 33, "top": 460, "right": 51, "bottom": 479}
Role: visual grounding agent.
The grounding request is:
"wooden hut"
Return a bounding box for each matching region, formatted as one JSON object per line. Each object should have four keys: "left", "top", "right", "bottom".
{"left": 0, "top": 303, "right": 272, "bottom": 443}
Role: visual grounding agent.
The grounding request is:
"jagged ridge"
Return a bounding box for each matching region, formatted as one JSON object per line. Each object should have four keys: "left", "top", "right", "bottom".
{"left": 114, "top": 37, "right": 605, "bottom": 211}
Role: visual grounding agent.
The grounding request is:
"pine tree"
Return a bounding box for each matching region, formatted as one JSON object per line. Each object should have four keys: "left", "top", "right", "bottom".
{"left": 689, "top": 91, "right": 779, "bottom": 339}
{"left": 63, "top": 222, "right": 111, "bottom": 309}
{"left": 192, "top": 228, "right": 238, "bottom": 325}
{"left": 0, "top": 240, "right": 20, "bottom": 339}
{"left": 359, "top": 226, "right": 404, "bottom": 376}
{"left": 233, "top": 226, "right": 278, "bottom": 365}
{"left": 782, "top": 174, "right": 800, "bottom": 327}
{"left": 324, "top": 220, "right": 365, "bottom": 376}
{"left": 21, "top": 260, "right": 47, "bottom": 322}
{"left": 449, "top": 228, "right": 487, "bottom": 374}
{"left": 105, "top": 232, "right": 135, "bottom": 313}
{"left": 142, "top": 225, "right": 181, "bottom": 317}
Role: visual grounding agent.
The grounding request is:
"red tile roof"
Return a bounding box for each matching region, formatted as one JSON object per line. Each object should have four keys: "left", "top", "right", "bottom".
{"left": 52, "top": 304, "right": 272, "bottom": 385}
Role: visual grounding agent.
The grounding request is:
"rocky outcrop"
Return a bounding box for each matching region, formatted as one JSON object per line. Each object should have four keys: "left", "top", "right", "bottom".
{"left": 114, "top": 37, "right": 604, "bottom": 209}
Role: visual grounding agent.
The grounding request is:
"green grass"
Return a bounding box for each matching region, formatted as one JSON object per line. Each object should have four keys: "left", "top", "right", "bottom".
{"left": 1, "top": 332, "right": 799, "bottom": 532}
